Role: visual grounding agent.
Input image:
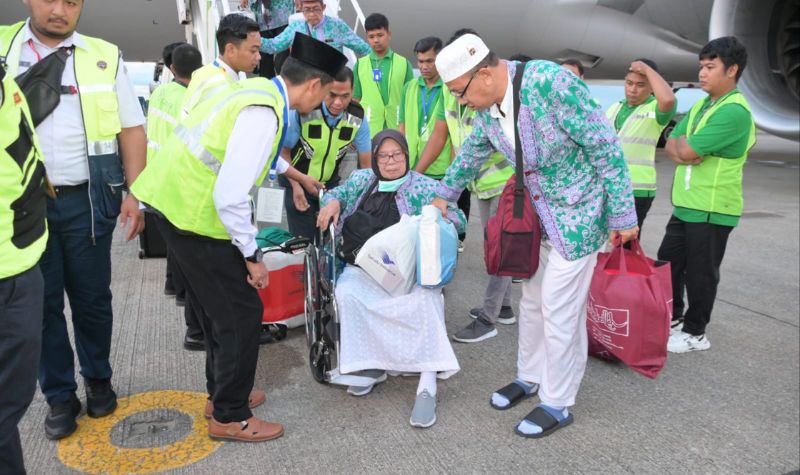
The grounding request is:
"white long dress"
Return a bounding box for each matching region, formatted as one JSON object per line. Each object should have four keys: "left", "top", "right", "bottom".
{"left": 335, "top": 266, "right": 460, "bottom": 378}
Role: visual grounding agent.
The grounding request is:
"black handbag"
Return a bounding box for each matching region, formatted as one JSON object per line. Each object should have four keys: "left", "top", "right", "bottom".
{"left": 339, "top": 179, "right": 398, "bottom": 265}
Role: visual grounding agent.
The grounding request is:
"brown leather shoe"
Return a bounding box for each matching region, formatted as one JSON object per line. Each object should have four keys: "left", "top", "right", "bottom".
{"left": 208, "top": 416, "right": 284, "bottom": 442}
{"left": 204, "top": 389, "right": 267, "bottom": 419}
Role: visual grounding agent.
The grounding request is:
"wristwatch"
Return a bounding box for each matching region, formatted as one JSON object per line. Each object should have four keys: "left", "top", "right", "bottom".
{"left": 245, "top": 248, "right": 263, "bottom": 263}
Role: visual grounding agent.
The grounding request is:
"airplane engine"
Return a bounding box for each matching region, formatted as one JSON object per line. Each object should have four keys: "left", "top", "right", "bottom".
{"left": 711, "top": 0, "right": 800, "bottom": 140}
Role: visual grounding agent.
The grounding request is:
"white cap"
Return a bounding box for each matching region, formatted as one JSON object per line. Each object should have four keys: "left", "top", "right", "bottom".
{"left": 435, "top": 34, "right": 490, "bottom": 83}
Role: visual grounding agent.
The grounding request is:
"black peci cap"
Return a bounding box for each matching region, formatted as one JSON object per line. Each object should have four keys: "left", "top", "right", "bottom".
{"left": 289, "top": 33, "right": 348, "bottom": 77}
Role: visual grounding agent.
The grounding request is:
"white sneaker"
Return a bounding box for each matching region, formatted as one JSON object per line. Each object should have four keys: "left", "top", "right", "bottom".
{"left": 668, "top": 331, "right": 710, "bottom": 353}
{"left": 457, "top": 241, "right": 464, "bottom": 253}
{"left": 669, "top": 320, "right": 684, "bottom": 336}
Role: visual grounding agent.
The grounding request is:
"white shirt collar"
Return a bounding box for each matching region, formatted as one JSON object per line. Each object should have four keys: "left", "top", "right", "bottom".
{"left": 22, "top": 18, "right": 86, "bottom": 51}
{"left": 274, "top": 75, "right": 290, "bottom": 109}
{"left": 214, "top": 57, "right": 240, "bottom": 82}
{"left": 489, "top": 63, "right": 513, "bottom": 120}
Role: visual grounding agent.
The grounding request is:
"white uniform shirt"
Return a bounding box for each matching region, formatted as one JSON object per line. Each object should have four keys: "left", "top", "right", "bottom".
{"left": 489, "top": 65, "right": 515, "bottom": 151}
{"left": 16, "top": 21, "right": 145, "bottom": 186}
{"left": 213, "top": 76, "right": 290, "bottom": 258}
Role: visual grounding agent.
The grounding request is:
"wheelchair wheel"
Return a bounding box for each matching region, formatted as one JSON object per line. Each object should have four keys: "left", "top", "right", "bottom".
{"left": 308, "top": 340, "right": 331, "bottom": 384}
{"left": 304, "top": 247, "right": 321, "bottom": 350}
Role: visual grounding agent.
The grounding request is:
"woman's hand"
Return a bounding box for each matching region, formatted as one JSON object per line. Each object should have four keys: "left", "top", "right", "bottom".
{"left": 317, "top": 200, "right": 341, "bottom": 228}
{"left": 610, "top": 226, "right": 640, "bottom": 245}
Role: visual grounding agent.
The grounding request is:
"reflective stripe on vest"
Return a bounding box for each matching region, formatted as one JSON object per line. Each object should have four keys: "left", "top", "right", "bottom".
{"left": 131, "top": 78, "right": 284, "bottom": 240}
{"left": 181, "top": 63, "right": 231, "bottom": 119}
{"left": 146, "top": 81, "right": 186, "bottom": 161}
{"left": 0, "top": 74, "right": 48, "bottom": 278}
{"left": 444, "top": 92, "right": 512, "bottom": 199}
{"left": 671, "top": 91, "right": 755, "bottom": 217}
{"left": 292, "top": 107, "right": 360, "bottom": 183}
{"left": 606, "top": 99, "right": 663, "bottom": 192}
{"left": 357, "top": 54, "right": 407, "bottom": 137}
{"left": 403, "top": 80, "right": 451, "bottom": 178}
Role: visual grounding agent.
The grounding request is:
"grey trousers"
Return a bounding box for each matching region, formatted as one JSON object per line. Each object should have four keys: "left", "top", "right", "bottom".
{"left": 476, "top": 196, "right": 513, "bottom": 323}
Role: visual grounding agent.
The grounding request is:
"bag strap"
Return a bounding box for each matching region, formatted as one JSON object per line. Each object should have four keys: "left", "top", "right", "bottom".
{"left": 355, "top": 177, "right": 380, "bottom": 211}
{"left": 512, "top": 62, "right": 526, "bottom": 218}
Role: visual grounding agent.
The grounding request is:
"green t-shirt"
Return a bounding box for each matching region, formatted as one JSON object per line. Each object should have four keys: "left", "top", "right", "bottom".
{"left": 399, "top": 76, "right": 446, "bottom": 133}
{"left": 613, "top": 96, "right": 676, "bottom": 132}
{"left": 353, "top": 49, "right": 414, "bottom": 103}
{"left": 669, "top": 89, "right": 753, "bottom": 227}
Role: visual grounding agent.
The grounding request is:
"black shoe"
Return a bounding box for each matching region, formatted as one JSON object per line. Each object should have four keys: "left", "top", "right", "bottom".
{"left": 164, "top": 283, "right": 177, "bottom": 296}
{"left": 183, "top": 334, "right": 205, "bottom": 351}
{"left": 259, "top": 327, "right": 274, "bottom": 345}
{"left": 85, "top": 378, "right": 117, "bottom": 418}
{"left": 44, "top": 393, "right": 81, "bottom": 440}
{"left": 175, "top": 294, "right": 186, "bottom": 307}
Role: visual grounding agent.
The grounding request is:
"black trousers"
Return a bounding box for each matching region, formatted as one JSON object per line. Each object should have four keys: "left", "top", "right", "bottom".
{"left": 153, "top": 215, "right": 262, "bottom": 423}
{"left": 657, "top": 215, "right": 733, "bottom": 336}
{"left": 457, "top": 188, "right": 471, "bottom": 241}
{"left": 168, "top": 254, "right": 204, "bottom": 341}
{"left": 0, "top": 266, "right": 43, "bottom": 475}
{"left": 257, "top": 26, "right": 289, "bottom": 78}
{"left": 634, "top": 196, "right": 654, "bottom": 233}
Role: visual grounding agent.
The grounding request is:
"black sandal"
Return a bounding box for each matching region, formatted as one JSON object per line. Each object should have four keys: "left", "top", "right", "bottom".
{"left": 514, "top": 406, "right": 574, "bottom": 439}
{"left": 489, "top": 381, "right": 538, "bottom": 410}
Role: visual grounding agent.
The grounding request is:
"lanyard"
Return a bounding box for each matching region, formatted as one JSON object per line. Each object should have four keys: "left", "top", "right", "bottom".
{"left": 420, "top": 85, "right": 437, "bottom": 124}
{"left": 27, "top": 39, "right": 42, "bottom": 62}
{"left": 269, "top": 77, "right": 290, "bottom": 181}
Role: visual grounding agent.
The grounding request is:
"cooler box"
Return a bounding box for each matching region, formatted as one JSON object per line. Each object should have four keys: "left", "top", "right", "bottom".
{"left": 258, "top": 250, "right": 305, "bottom": 328}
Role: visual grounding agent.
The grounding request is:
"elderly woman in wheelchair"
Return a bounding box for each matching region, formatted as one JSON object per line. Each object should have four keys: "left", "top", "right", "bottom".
{"left": 314, "top": 129, "right": 466, "bottom": 428}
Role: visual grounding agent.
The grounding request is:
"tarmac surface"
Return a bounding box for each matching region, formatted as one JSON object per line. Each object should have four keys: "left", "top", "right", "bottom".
{"left": 16, "top": 133, "right": 800, "bottom": 474}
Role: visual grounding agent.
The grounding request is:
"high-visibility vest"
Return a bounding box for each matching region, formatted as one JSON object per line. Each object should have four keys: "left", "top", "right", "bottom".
{"left": 0, "top": 71, "right": 48, "bottom": 278}
{"left": 181, "top": 62, "right": 232, "bottom": 119}
{"left": 146, "top": 80, "right": 186, "bottom": 162}
{"left": 290, "top": 102, "right": 363, "bottom": 183}
{"left": 606, "top": 99, "right": 664, "bottom": 192}
{"left": 672, "top": 91, "right": 755, "bottom": 217}
{"left": 356, "top": 53, "right": 407, "bottom": 137}
{"left": 443, "top": 92, "right": 512, "bottom": 200}
{"left": 403, "top": 79, "right": 451, "bottom": 179}
{"left": 1, "top": 21, "right": 122, "bottom": 161}
{"left": 131, "top": 78, "right": 285, "bottom": 240}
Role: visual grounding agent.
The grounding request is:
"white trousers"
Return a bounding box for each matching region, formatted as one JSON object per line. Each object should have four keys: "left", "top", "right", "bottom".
{"left": 517, "top": 243, "right": 598, "bottom": 408}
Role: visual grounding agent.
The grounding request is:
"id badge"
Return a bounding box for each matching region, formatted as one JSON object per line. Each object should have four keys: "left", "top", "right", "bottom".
{"left": 373, "top": 68, "right": 382, "bottom": 82}
{"left": 256, "top": 178, "right": 285, "bottom": 224}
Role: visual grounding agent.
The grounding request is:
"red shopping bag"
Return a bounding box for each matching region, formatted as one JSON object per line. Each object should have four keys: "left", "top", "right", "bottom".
{"left": 586, "top": 239, "right": 672, "bottom": 378}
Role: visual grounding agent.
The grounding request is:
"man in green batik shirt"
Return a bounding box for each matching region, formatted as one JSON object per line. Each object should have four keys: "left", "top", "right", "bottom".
{"left": 658, "top": 37, "right": 755, "bottom": 354}
{"left": 353, "top": 13, "right": 414, "bottom": 137}
{"left": 259, "top": 0, "right": 370, "bottom": 58}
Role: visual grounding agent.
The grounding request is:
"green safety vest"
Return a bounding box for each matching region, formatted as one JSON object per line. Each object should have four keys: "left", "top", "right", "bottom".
{"left": 606, "top": 99, "right": 663, "bottom": 192}
{"left": 290, "top": 102, "right": 363, "bottom": 183}
{"left": 146, "top": 80, "right": 186, "bottom": 162}
{"left": 403, "top": 79, "right": 452, "bottom": 179}
{"left": 356, "top": 53, "right": 407, "bottom": 137}
{"left": 181, "top": 62, "right": 232, "bottom": 119}
{"left": 1, "top": 21, "right": 123, "bottom": 160}
{"left": 132, "top": 78, "right": 285, "bottom": 240}
{"left": 672, "top": 91, "right": 755, "bottom": 217}
{"left": 0, "top": 72, "right": 48, "bottom": 278}
{"left": 443, "top": 92, "right": 512, "bottom": 200}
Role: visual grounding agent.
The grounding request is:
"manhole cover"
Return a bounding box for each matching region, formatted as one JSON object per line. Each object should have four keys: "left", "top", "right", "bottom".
{"left": 110, "top": 409, "right": 193, "bottom": 448}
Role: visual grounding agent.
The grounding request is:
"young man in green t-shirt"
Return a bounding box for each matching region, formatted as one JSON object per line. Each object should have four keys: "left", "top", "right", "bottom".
{"left": 658, "top": 36, "right": 755, "bottom": 354}
{"left": 353, "top": 13, "right": 414, "bottom": 136}
{"left": 606, "top": 58, "right": 676, "bottom": 232}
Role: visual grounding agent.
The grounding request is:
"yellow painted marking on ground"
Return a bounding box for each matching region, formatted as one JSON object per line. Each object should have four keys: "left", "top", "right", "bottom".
{"left": 57, "top": 390, "right": 222, "bottom": 474}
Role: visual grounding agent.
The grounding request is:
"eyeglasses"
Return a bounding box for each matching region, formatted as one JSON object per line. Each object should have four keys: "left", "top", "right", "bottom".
{"left": 450, "top": 70, "right": 478, "bottom": 98}
{"left": 376, "top": 151, "right": 405, "bottom": 163}
{"left": 302, "top": 6, "right": 323, "bottom": 13}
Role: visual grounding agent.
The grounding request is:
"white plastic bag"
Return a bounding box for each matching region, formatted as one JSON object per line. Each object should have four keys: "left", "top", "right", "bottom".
{"left": 417, "top": 205, "right": 459, "bottom": 288}
{"left": 355, "top": 214, "right": 419, "bottom": 296}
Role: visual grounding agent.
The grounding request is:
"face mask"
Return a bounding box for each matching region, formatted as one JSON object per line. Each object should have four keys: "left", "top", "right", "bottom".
{"left": 378, "top": 173, "right": 409, "bottom": 192}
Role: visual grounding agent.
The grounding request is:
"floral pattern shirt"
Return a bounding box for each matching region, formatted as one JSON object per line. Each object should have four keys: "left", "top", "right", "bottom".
{"left": 323, "top": 170, "right": 467, "bottom": 235}
{"left": 247, "top": 0, "right": 296, "bottom": 30}
{"left": 260, "top": 16, "right": 370, "bottom": 56}
{"left": 436, "top": 61, "right": 636, "bottom": 261}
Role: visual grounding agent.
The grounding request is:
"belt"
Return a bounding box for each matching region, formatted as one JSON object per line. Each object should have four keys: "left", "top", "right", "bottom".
{"left": 53, "top": 182, "right": 88, "bottom": 196}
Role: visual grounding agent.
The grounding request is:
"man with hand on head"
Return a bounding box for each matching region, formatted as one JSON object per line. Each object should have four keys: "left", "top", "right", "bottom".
{"left": 131, "top": 34, "right": 347, "bottom": 442}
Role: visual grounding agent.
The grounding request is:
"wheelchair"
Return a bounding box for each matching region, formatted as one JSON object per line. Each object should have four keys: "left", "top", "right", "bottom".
{"left": 303, "top": 220, "right": 381, "bottom": 388}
